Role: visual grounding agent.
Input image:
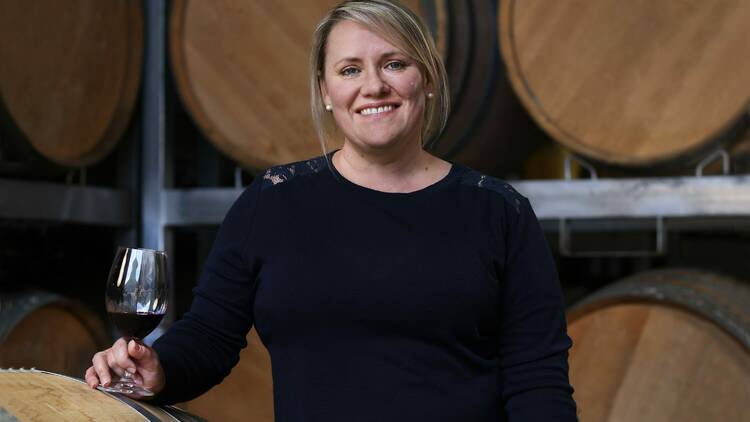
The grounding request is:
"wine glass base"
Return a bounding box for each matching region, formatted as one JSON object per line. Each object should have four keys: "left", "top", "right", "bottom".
{"left": 100, "top": 381, "right": 155, "bottom": 397}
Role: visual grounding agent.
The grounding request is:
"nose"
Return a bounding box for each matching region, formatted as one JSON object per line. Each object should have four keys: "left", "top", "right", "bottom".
{"left": 361, "top": 69, "right": 389, "bottom": 97}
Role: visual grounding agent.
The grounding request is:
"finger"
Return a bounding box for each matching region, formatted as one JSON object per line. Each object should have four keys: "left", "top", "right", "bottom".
{"left": 128, "top": 339, "right": 143, "bottom": 358}
{"left": 92, "top": 351, "right": 114, "bottom": 387}
{"left": 113, "top": 339, "right": 137, "bottom": 374}
{"left": 85, "top": 366, "right": 99, "bottom": 388}
{"left": 105, "top": 351, "right": 128, "bottom": 378}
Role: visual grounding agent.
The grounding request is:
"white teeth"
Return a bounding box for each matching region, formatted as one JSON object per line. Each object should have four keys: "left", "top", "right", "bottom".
{"left": 360, "top": 105, "right": 394, "bottom": 115}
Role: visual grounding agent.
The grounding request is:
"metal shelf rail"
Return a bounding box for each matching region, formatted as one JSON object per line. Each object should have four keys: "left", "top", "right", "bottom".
{"left": 141, "top": 0, "right": 168, "bottom": 251}
{"left": 155, "top": 175, "right": 750, "bottom": 226}
{"left": 0, "top": 178, "right": 131, "bottom": 226}
{"left": 514, "top": 175, "right": 750, "bottom": 257}
{"left": 514, "top": 175, "right": 750, "bottom": 221}
{"left": 3, "top": 169, "right": 749, "bottom": 230}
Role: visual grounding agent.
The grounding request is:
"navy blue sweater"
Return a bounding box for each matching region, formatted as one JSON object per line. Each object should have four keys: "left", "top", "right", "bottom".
{"left": 153, "top": 153, "right": 577, "bottom": 421}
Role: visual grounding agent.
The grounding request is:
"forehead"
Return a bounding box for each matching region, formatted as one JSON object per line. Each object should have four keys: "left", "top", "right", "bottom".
{"left": 325, "top": 20, "right": 405, "bottom": 63}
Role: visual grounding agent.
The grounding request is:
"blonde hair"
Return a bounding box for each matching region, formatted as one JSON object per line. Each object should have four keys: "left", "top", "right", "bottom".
{"left": 309, "top": 0, "right": 449, "bottom": 155}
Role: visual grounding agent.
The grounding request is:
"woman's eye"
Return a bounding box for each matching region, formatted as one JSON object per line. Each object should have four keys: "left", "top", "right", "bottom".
{"left": 385, "top": 61, "right": 406, "bottom": 70}
{"left": 341, "top": 67, "right": 360, "bottom": 77}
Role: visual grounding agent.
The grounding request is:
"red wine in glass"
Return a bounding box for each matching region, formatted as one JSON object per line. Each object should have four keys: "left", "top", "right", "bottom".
{"left": 101, "top": 247, "right": 169, "bottom": 396}
{"left": 108, "top": 312, "right": 165, "bottom": 340}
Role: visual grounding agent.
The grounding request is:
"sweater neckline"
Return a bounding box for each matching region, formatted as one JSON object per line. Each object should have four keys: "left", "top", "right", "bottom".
{"left": 325, "top": 149, "right": 462, "bottom": 198}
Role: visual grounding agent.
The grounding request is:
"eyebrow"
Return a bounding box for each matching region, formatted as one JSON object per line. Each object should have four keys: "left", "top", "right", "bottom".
{"left": 332, "top": 51, "right": 406, "bottom": 68}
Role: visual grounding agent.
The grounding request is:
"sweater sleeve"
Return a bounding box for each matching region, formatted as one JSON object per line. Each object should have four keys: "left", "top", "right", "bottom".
{"left": 151, "top": 177, "right": 264, "bottom": 404}
{"left": 497, "top": 196, "right": 578, "bottom": 421}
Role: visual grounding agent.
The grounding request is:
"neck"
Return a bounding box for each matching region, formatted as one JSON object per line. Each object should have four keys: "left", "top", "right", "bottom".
{"left": 339, "top": 138, "right": 425, "bottom": 170}
{"left": 332, "top": 139, "right": 450, "bottom": 193}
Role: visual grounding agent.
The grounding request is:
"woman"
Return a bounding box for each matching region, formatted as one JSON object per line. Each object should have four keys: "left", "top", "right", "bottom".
{"left": 87, "top": 1, "right": 577, "bottom": 420}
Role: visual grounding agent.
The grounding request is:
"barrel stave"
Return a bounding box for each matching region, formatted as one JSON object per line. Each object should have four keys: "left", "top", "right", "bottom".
{"left": 568, "top": 269, "right": 750, "bottom": 422}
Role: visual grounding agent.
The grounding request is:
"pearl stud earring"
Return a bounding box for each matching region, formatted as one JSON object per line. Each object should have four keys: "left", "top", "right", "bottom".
{"left": 427, "top": 92, "right": 434, "bottom": 99}
{"left": 325, "top": 104, "right": 333, "bottom": 111}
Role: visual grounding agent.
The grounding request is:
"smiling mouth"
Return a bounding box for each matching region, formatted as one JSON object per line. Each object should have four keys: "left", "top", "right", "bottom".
{"left": 358, "top": 105, "right": 399, "bottom": 116}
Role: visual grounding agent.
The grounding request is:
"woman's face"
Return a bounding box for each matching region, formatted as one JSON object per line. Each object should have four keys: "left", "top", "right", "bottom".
{"left": 320, "top": 20, "right": 428, "bottom": 151}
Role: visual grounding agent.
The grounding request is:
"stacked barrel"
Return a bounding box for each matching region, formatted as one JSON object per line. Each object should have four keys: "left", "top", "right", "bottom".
{"left": 499, "top": 0, "right": 750, "bottom": 173}
{"left": 0, "top": 0, "right": 142, "bottom": 170}
{"left": 0, "top": 0, "right": 139, "bottom": 380}
{"left": 498, "top": 2, "right": 750, "bottom": 420}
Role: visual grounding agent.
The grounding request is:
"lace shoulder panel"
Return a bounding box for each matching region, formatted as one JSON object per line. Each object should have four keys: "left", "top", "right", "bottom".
{"left": 260, "top": 155, "right": 329, "bottom": 190}
{"left": 458, "top": 168, "right": 524, "bottom": 214}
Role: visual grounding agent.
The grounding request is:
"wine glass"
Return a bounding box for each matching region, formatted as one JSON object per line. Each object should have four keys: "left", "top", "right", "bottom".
{"left": 100, "top": 246, "right": 169, "bottom": 396}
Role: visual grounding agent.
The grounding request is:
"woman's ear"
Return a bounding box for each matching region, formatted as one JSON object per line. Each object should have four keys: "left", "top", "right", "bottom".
{"left": 423, "top": 75, "right": 433, "bottom": 97}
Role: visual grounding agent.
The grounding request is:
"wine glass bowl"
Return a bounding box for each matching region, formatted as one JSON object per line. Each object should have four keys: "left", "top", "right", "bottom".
{"left": 101, "top": 247, "right": 169, "bottom": 396}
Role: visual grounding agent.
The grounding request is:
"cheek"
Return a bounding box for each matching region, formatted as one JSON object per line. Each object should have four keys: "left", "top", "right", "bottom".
{"left": 399, "top": 74, "right": 424, "bottom": 99}
{"left": 401, "top": 80, "right": 425, "bottom": 106}
{"left": 324, "top": 79, "right": 352, "bottom": 105}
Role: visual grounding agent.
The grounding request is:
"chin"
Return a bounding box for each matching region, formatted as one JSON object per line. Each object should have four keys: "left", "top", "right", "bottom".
{"left": 353, "top": 132, "right": 413, "bottom": 150}
{"left": 357, "top": 138, "right": 403, "bottom": 151}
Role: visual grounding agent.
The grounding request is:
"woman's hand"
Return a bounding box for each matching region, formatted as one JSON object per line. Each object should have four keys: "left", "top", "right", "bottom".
{"left": 85, "top": 338, "right": 166, "bottom": 398}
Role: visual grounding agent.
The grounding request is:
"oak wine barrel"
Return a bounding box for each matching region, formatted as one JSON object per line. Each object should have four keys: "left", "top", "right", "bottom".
{"left": 427, "top": 0, "right": 547, "bottom": 176}
{"left": 567, "top": 269, "right": 750, "bottom": 422}
{"left": 0, "top": 369, "right": 205, "bottom": 421}
{"left": 0, "top": 0, "right": 143, "bottom": 168}
{"left": 499, "top": 0, "right": 750, "bottom": 170}
{"left": 0, "top": 290, "right": 108, "bottom": 378}
{"left": 170, "top": 0, "right": 539, "bottom": 176}
{"left": 183, "top": 327, "right": 274, "bottom": 422}
{"left": 170, "top": 0, "right": 435, "bottom": 171}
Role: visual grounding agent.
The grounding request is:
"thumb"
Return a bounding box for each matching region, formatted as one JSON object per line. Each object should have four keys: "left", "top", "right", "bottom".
{"left": 128, "top": 340, "right": 156, "bottom": 366}
{"left": 126, "top": 339, "right": 165, "bottom": 393}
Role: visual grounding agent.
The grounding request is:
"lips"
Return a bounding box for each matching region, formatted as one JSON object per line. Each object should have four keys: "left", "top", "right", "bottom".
{"left": 355, "top": 102, "right": 400, "bottom": 116}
